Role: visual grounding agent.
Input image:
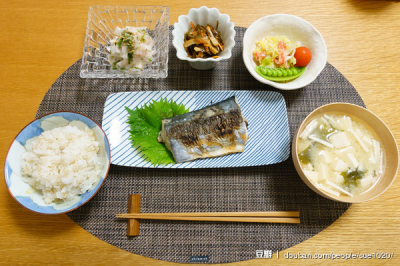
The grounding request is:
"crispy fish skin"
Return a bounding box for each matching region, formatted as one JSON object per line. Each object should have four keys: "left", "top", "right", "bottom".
{"left": 158, "top": 96, "right": 248, "bottom": 163}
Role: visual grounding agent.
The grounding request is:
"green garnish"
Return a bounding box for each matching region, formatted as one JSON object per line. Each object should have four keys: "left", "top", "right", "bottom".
{"left": 112, "top": 62, "right": 118, "bottom": 69}
{"left": 116, "top": 30, "right": 141, "bottom": 50}
{"left": 128, "top": 53, "right": 133, "bottom": 64}
{"left": 298, "top": 145, "right": 312, "bottom": 164}
{"left": 341, "top": 169, "right": 365, "bottom": 187}
{"left": 317, "top": 123, "right": 337, "bottom": 141}
{"left": 117, "top": 38, "right": 123, "bottom": 47}
{"left": 125, "top": 98, "right": 189, "bottom": 166}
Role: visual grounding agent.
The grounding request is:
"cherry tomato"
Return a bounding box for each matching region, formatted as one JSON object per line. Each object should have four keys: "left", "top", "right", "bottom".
{"left": 294, "top": 47, "right": 312, "bottom": 67}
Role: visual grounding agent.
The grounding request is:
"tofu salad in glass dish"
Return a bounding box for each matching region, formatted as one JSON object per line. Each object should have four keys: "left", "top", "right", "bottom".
{"left": 108, "top": 26, "right": 155, "bottom": 71}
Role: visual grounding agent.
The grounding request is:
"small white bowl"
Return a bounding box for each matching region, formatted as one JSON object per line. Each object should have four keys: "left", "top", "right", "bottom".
{"left": 243, "top": 14, "right": 327, "bottom": 90}
{"left": 172, "top": 6, "right": 235, "bottom": 70}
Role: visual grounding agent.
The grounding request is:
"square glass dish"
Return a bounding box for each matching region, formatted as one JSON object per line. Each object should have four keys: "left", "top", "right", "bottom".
{"left": 80, "top": 6, "right": 170, "bottom": 78}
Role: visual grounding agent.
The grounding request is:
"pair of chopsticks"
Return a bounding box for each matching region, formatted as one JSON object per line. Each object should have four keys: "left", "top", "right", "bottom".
{"left": 116, "top": 211, "right": 300, "bottom": 224}
{"left": 117, "top": 195, "right": 300, "bottom": 236}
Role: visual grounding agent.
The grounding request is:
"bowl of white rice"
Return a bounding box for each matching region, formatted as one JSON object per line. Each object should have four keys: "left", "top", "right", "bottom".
{"left": 4, "top": 111, "right": 111, "bottom": 214}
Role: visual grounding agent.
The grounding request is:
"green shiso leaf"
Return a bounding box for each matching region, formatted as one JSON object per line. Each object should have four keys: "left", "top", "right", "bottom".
{"left": 125, "top": 98, "right": 190, "bottom": 166}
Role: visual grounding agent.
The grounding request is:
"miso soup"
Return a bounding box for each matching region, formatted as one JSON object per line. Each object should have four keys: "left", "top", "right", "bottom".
{"left": 297, "top": 112, "right": 383, "bottom": 197}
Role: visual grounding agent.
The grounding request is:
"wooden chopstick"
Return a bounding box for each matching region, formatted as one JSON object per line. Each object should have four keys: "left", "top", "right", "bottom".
{"left": 122, "top": 196, "right": 301, "bottom": 236}
{"left": 117, "top": 211, "right": 299, "bottom": 218}
{"left": 116, "top": 215, "right": 300, "bottom": 224}
{"left": 116, "top": 211, "right": 300, "bottom": 224}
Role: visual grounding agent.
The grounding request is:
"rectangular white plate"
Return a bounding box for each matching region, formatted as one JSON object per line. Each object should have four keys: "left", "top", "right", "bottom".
{"left": 102, "top": 90, "right": 290, "bottom": 168}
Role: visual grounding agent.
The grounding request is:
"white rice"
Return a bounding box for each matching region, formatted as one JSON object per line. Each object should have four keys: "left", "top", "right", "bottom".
{"left": 21, "top": 124, "right": 102, "bottom": 204}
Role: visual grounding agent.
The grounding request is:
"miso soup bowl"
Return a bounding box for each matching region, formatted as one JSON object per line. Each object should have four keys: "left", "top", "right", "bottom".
{"left": 292, "top": 103, "right": 399, "bottom": 203}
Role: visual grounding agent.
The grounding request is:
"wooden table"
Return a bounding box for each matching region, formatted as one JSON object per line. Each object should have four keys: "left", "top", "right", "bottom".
{"left": 1, "top": 1, "right": 399, "bottom": 265}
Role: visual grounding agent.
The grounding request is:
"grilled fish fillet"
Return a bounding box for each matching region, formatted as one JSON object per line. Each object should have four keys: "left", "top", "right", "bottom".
{"left": 157, "top": 96, "right": 248, "bottom": 163}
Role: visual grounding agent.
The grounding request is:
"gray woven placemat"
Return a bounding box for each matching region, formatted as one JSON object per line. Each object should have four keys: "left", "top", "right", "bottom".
{"left": 36, "top": 26, "right": 364, "bottom": 264}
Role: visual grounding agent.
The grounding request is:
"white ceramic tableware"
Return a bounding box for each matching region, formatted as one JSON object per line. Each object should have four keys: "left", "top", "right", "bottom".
{"left": 172, "top": 6, "right": 235, "bottom": 70}
{"left": 243, "top": 14, "right": 327, "bottom": 90}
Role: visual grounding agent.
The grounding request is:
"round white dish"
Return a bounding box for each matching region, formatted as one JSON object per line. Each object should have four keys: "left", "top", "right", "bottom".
{"left": 243, "top": 14, "right": 327, "bottom": 90}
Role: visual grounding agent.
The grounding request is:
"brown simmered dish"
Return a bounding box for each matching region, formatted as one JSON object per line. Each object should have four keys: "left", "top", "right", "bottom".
{"left": 183, "top": 22, "right": 224, "bottom": 58}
